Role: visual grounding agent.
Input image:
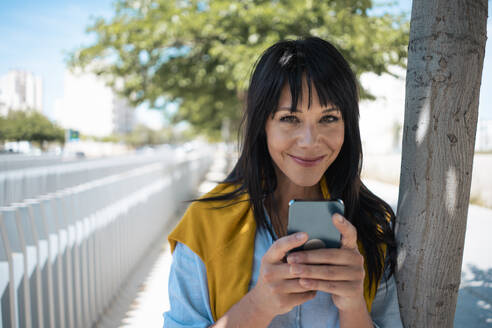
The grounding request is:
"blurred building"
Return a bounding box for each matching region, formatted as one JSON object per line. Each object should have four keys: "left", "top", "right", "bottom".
{"left": 359, "top": 66, "right": 406, "bottom": 155}
{"left": 54, "top": 69, "right": 135, "bottom": 137}
{"left": 359, "top": 66, "right": 492, "bottom": 154}
{"left": 0, "top": 70, "right": 43, "bottom": 115}
{"left": 112, "top": 97, "right": 135, "bottom": 135}
{"left": 476, "top": 119, "right": 492, "bottom": 152}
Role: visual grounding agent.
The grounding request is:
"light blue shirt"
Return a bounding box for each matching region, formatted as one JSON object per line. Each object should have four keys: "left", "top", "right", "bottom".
{"left": 163, "top": 211, "right": 402, "bottom": 328}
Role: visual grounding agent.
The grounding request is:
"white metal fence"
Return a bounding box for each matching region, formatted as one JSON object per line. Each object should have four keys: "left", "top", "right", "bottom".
{"left": 0, "top": 146, "right": 213, "bottom": 328}
{"left": 0, "top": 148, "right": 192, "bottom": 207}
{"left": 0, "top": 154, "right": 67, "bottom": 172}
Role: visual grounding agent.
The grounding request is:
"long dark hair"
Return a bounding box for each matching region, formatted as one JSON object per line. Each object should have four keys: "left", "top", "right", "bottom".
{"left": 198, "top": 37, "right": 396, "bottom": 290}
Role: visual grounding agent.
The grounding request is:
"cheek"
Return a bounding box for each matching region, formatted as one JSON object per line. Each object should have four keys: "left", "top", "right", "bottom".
{"left": 324, "top": 125, "right": 345, "bottom": 148}
{"left": 267, "top": 131, "right": 283, "bottom": 160}
{"left": 266, "top": 125, "right": 294, "bottom": 161}
{"left": 333, "top": 132, "right": 345, "bottom": 150}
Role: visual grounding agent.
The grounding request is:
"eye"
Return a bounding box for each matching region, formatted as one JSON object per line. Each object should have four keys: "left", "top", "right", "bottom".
{"left": 279, "top": 115, "right": 300, "bottom": 123}
{"left": 320, "top": 115, "right": 339, "bottom": 123}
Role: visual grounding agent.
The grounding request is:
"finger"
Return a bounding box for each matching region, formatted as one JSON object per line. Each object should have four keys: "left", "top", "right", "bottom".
{"left": 263, "top": 232, "right": 309, "bottom": 263}
{"left": 289, "top": 263, "right": 365, "bottom": 281}
{"left": 286, "top": 248, "right": 357, "bottom": 265}
{"left": 261, "top": 263, "right": 301, "bottom": 282}
{"left": 270, "top": 279, "right": 313, "bottom": 294}
{"left": 286, "top": 291, "right": 317, "bottom": 306}
{"left": 332, "top": 213, "right": 358, "bottom": 250}
{"left": 298, "top": 279, "right": 362, "bottom": 296}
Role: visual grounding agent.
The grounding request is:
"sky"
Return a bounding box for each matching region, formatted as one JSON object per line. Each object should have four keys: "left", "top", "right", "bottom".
{"left": 0, "top": 0, "right": 491, "bottom": 128}
{"left": 0, "top": 0, "right": 111, "bottom": 115}
{"left": 0, "top": 0, "right": 165, "bottom": 129}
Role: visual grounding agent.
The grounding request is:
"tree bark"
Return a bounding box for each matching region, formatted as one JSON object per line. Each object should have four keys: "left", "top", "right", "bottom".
{"left": 396, "top": 1, "right": 488, "bottom": 327}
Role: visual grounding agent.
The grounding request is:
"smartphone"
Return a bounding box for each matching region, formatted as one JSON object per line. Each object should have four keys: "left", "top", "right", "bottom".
{"left": 287, "top": 199, "right": 345, "bottom": 252}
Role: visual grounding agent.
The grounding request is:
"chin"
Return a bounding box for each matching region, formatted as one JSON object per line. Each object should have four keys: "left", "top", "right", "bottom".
{"left": 287, "top": 172, "right": 324, "bottom": 187}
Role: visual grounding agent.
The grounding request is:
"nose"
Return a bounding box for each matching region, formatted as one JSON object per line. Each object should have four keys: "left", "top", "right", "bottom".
{"left": 297, "top": 123, "right": 318, "bottom": 147}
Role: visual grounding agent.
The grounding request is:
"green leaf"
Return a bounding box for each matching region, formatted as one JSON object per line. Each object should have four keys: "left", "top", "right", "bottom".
{"left": 68, "top": 0, "right": 409, "bottom": 138}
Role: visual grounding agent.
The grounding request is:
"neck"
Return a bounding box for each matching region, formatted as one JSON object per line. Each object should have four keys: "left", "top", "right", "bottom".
{"left": 273, "top": 178, "right": 323, "bottom": 206}
{"left": 273, "top": 162, "right": 324, "bottom": 203}
{"left": 266, "top": 167, "right": 324, "bottom": 237}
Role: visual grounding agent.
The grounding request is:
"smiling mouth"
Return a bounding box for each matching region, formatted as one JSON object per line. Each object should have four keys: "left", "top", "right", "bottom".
{"left": 288, "top": 154, "right": 325, "bottom": 167}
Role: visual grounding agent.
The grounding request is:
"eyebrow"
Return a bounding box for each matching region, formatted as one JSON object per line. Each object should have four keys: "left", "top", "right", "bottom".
{"left": 278, "top": 106, "right": 339, "bottom": 113}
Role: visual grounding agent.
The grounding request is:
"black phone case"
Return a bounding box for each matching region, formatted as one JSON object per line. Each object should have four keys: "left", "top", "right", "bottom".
{"left": 287, "top": 200, "right": 344, "bottom": 252}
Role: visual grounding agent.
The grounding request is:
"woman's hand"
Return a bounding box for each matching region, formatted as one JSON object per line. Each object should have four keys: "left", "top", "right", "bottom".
{"left": 211, "top": 216, "right": 370, "bottom": 328}
{"left": 286, "top": 213, "right": 367, "bottom": 312}
{"left": 249, "top": 232, "right": 317, "bottom": 319}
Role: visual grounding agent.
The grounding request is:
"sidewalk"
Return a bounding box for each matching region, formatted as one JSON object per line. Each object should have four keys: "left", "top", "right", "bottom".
{"left": 100, "top": 167, "right": 492, "bottom": 327}
{"left": 95, "top": 147, "right": 231, "bottom": 327}
{"left": 364, "top": 179, "right": 492, "bottom": 327}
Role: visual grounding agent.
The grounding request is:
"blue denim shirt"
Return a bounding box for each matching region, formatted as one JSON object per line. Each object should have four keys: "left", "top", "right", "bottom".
{"left": 163, "top": 212, "right": 402, "bottom": 328}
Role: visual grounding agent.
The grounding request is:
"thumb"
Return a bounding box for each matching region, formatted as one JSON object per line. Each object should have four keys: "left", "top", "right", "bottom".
{"left": 332, "top": 213, "right": 358, "bottom": 250}
{"left": 264, "top": 232, "right": 309, "bottom": 263}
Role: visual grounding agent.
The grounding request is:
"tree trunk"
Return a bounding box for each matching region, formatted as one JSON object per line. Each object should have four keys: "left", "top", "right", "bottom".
{"left": 396, "top": 1, "right": 488, "bottom": 327}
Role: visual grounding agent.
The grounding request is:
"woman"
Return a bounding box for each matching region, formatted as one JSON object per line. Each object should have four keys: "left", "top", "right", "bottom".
{"left": 164, "top": 37, "right": 402, "bottom": 327}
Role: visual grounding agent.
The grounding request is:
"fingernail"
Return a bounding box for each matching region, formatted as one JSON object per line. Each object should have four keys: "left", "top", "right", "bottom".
{"left": 296, "top": 232, "right": 306, "bottom": 240}
{"left": 336, "top": 214, "right": 344, "bottom": 223}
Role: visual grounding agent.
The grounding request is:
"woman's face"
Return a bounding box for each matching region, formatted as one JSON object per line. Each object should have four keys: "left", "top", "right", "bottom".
{"left": 265, "top": 80, "right": 345, "bottom": 187}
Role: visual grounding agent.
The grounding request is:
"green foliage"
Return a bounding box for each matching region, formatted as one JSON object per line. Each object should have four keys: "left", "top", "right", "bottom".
{"left": 82, "top": 124, "right": 193, "bottom": 148}
{"left": 70, "top": 0, "right": 409, "bottom": 136}
{"left": 123, "top": 124, "right": 170, "bottom": 147}
{"left": 0, "top": 110, "right": 65, "bottom": 144}
{"left": 0, "top": 116, "right": 6, "bottom": 141}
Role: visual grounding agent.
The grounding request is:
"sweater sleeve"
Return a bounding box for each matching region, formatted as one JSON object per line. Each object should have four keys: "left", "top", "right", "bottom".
{"left": 163, "top": 242, "right": 214, "bottom": 328}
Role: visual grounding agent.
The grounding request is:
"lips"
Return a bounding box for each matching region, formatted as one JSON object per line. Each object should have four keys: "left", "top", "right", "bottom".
{"left": 288, "top": 154, "right": 325, "bottom": 167}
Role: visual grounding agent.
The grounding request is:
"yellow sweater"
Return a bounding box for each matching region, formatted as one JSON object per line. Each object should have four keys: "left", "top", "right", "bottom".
{"left": 168, "top": 181, "right": 385, "bottom": 321}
